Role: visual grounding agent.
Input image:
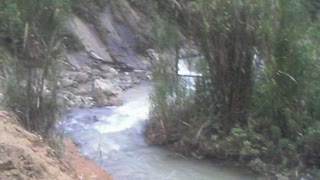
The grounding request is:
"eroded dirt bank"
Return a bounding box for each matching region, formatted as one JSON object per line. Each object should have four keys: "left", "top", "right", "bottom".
{"left": 0, "top": 111, "right": 111, "bottom": 180}
{"left": 64, "top": 139, "right": 112, "bottom": 180}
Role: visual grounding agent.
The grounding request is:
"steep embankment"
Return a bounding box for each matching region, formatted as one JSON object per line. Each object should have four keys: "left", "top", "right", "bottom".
{"left": 64, "top": 139, "right": 112, "bottom": 180}
{"left": 0, "top": 111, "right": 112, "bottom": 180}
{"left": 0, "top": 111, "right": 76, "bottom": 180}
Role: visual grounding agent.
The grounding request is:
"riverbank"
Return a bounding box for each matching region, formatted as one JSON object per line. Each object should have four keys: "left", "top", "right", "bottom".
{"left": 64, "top": 139, "right": 112, "bottom": 180}
{"left": 0, "top": 111, "right": 76, "bottom": 179}
{"left": 0, "top": 110, "right": 112, "bottom": 180}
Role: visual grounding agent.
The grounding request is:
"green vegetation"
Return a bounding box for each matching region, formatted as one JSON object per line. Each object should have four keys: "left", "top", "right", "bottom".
{"left": 0, "top": 0, "right": 319, "bottom": 176}
{"left": 147, "top": 0, "right": 320, "bottom": 175}
{"left": 0, "top": 0, "right": 71, "bottom": 136}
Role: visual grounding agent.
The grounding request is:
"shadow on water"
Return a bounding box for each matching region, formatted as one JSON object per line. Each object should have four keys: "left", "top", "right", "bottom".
{"left": 59, "top": 83, "right": 257, "bottom": 180}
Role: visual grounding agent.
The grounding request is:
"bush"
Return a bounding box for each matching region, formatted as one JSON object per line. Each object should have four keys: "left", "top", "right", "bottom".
{"left": 303, "top": 123, "right": 320, "bottom": 166}
{"left": 4, "top": 78, "right": 26, "bottom": 112}
{"left": 4, "top": 76, "right": 59, "bottom": 136}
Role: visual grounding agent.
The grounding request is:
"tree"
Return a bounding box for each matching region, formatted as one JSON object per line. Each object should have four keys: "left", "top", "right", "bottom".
{"left": 162, "top": 0, "right": 270, "bottom": 133}
{"left": 1, "top": 0, "right": 70, "bottom": 136}
{"left": 148, "top": 0, "right": 320, "bottom": 170}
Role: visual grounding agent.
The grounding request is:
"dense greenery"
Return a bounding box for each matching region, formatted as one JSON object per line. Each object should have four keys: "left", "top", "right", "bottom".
{"left": 0, "top": 0, "right": 71, "bottom": 136}
{"left": 0, "top": 0, "right": 319, "bottom": 176}
{"left": 147, "top": 0, "right": 320, "bottom": 175}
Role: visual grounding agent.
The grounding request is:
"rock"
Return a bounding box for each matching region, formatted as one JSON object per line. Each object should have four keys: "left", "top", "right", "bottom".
{"left": 141, "top": 58, "right": 152, "bottom": 70}
{"left": 146, "top": 49, "right": 160, "bottom": 61}
{"left": 74, "top": 96, "right": 95, "bottom": 108}
{"left": 146, "top": 71, "right": 152, "bottom": 80}
{"left": 107, "top": 67, "right": 119, "bottom": 76}
{"left": 92, "top": 91, "right": 122, "bottom": 107}
{"left": 88, "top": 51, "right": 104, "bottom": 62}
{"left": 0, "top": 160, "right": 14, "bottom": 170}
{"left": 72, "top": 83, "right": 93, "bottom": 94}
{"left": 91, "top": 69, "right": 102, "bottom": 76}
{"left": 66, "top": 55, "right": 81, "bottom": 71}
{"left": 133, "top": 77, "right": 140, "bottom": 84}
{"left": 118, "top": 74, "right": 134, "bottom": 90}
{"left": 60, "top": 91, "right": 95, "bottom": 108}
{"left": 92, "top": 79, "right": 123, "bottom": 106}
{"left": 81, "top": 66, "right": 93, "bottom": 74}
{"left": 93, "top": 79, "right": 122, "bottom": 96}
{"left": 101, "top": 73, "right": 117, "bottom": 80}
{"left": 73, "top": 72, "right": 89, "bottom": 83}
{"left": 276, "top": 174, "right": 290, "bottom": 180}
{"left": 62, "top": 71, "right": 90, "bottom": 83}
{"left": 133, "top": 69, "right": 147, "bottom": 80}
{"left": 60, "top": 78, "right": 76, "bottom": 88}
{"left": 99, "top": 65, "right": 112, "bottom": 72}
{"left": 99, "top": 65, "right": 118, "bottom": 79}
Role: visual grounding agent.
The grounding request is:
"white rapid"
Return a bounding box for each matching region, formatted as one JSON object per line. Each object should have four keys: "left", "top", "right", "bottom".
{"left": 59, "top": 82, "right": 257, "bottom": 180}
{"left": 177, "top": 57, "right": 204, "bottom": 91}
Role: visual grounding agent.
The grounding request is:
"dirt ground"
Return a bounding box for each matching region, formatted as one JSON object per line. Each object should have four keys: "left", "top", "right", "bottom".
{"left": 0, "top": 111, "right": 112, "bottom": 180}
{"left": 64, "top": 139, "right": 112, "bottom": 180}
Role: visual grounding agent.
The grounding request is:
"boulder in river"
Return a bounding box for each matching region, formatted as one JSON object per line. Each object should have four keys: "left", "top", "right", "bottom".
{"left": 93, "top": 79, "right": 122, "bottom": 96}
{"left": 92, "top": 79, "right": 123, "bottom": 106}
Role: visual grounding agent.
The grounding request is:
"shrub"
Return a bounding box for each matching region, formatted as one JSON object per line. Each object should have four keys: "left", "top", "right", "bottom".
{"left": 303, "top": 123, "right": 320, "bottom": 166}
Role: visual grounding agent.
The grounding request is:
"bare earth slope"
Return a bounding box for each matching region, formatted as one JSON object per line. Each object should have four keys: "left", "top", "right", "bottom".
{"left": 0, "top": 111, "right": 111, "bottom": 180}
{"left": 64, "top": 139, "right": 112, "bottom": 180}
{"left": 0, "top": 111, "right": 74, "bottom": 179}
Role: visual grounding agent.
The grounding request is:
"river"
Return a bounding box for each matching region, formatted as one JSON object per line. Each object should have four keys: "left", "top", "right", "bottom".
{"left": 59, "top": 82, "right": 257, "bottom": 180}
